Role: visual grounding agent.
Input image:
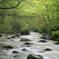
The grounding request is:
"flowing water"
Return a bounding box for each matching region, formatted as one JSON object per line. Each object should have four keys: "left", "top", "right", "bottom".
{"left": 0, "top": 32, "right": 59, "bottom": 59}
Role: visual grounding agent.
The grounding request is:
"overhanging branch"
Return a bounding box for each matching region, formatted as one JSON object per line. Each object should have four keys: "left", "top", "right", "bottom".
{"left": 0, "top": 0, "right": 21, "bottom": 9}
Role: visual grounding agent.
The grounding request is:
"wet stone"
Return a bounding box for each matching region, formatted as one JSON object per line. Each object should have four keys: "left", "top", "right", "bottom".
{"left": 14, "top": 55, "right": 19, "bottom": 58}
{"left": 2, "top": 46, "right": 13, "bottom": 50}
{"left": 27, "top": 54, "right": 43, "bottom": 59}
{"left": 44, "top": 48, "right": 51, "bottom": 51}
{"left": 39, "top": 40, "right": 46, "bottom": 43}
{"left": 12, "top": 51, "right": 19, "bottom": 53}
{"left": 24, "top": 42, "right": 33, "bottom": 45}
{"left": 22, "top": 48, "right": 27, "bottom": 51}
{"left": 20, "top": 38, "right": 31, "bottom": 42}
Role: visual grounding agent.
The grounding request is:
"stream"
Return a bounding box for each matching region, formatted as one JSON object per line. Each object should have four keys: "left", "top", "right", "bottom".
{"left": 0, "top": 31, "right": 59, "bottom": 59}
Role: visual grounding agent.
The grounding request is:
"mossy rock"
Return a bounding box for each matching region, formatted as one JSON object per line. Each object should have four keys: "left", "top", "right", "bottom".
{"left": 27, "top": 54, "right": 43, "bottom": 59}
{"left": 2, "top": 46, "right": 13, "bottom": 50}
{"left": 22, "top": 48, "right": 27, "bottom": 51}
{"left": 24, "top": 42, "right": 33, "bottom": 45}
{"left": 44, "top": 48, "right": 51, "bottom": 51}
{"left": 39, "top": 40, "right": 46, "bottom": 43}
{"left": 20, "top": 38, "right": 31, "bottom": 42}
{"left": 20, "top": 32, "right": 30, "bottom": 35}
{"left": 0, "top": 33, "right": 2, "bottom": 37}
{"left": 12, "top": 51, "right": 18, "bottom": 53}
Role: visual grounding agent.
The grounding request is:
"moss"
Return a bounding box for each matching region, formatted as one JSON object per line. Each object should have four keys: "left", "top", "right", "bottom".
{"left": 39, "top": 40, "right": 46, "bottom": 43}
{"left": 2, "top": 46, "right": 13, "bottom": 50}
{"left": 27, "top": 54, "right": 43, "bottom": 59}
{"left": 12, "top": 51, "right": 18, "bottom": 53}
{"left": 22, "top": 48, "right": 27, "bottom": 51}
{"left": 20, "top": 38, "right": 31, "bottom": 42}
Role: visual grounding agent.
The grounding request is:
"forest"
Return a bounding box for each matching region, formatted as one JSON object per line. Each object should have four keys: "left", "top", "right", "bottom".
{"left": 0, "top": 0, "right": 59, "bottom": 41}
{"left": 0, "top": 0, "right": 59, "bottom": 59}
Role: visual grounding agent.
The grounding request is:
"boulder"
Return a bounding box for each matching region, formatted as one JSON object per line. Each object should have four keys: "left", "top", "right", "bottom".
{"left": 12, "top": 51, "right": 18, "bottom": 53}
{"left": 22, "top": 48, "right": 27, "bottom": 51}
{"left": 39, "top": 40, "right": 46, "bottom": 43}
{"left": 27, "top": 54, "right": 43, "bottom": 59}
{"left": 44, "top": 48, "right": 51, "bottom": 51}
{"left": 2, "top": 46, "right": 13, "bottom": 50}
{"left": 20, "top": 38, "right": 31, "bottom": 42}
{"left": 24, "top": 42, "right": 33, "bottom": 45}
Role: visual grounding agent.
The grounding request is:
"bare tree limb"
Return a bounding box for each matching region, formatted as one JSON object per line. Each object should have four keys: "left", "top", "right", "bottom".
{"left": 0, "top": 0, "right": 5, "bottom": 3}
{"left": 0, "top": 0, "right": 21, "bottom": 9}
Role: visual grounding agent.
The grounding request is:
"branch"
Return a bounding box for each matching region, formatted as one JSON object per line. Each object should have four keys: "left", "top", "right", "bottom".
{"left": 0, "top": 0, "right": 5, "bottom": 3}
{"left": 0, "top": 0, "right": 21, "bottom": 9}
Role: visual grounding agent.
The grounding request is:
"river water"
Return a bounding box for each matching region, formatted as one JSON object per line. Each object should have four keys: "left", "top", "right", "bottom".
{"left": 0, "top": 31, "right": 59, "bottom": 59}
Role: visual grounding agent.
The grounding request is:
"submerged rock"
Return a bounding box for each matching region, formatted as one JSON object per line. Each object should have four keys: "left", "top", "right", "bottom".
{"left": 27, "top": 54, "right": 43, "bottom": 59}
{"left": 24, "top": 42, "right": 33, "bottom": 45}
{"left": 20, "top": 38, "right": 31, "bottom": 42}
{"left": 39, "top": 40, "right": 46, "bottom": 43}
{"left": 7, "top": 37, "right": 11, "bottom": 39}
{"left": 14, "top": 55, "right": 19, "bottom": 58}
{"left": 22, "top": 48, "right": 27, "bottom": 51}
{"left": 44, "top": 48, "right": 51, "bottom": 51}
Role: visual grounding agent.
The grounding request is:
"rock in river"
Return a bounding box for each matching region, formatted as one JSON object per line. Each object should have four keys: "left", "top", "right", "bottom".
{"left": 39, "top": 40, "right": 46, "bottom": 43}
{"left": 44, "top": 48, "right": 52, "bottom": 51}
{"left": 20, "top": 38, "right": 31, "bottom": 42}
{"left": 27, "top": 54, "right": 43, "bottom": 59}
{"left": 2, "top": 46, "right": 13, "bottom": 50}
{"left": 12, "top": 51, "right": 19, "bottom": 53}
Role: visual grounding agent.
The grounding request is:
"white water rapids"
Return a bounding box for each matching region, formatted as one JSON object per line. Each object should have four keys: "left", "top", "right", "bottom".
{"left": 0, "top": 31, "right": 59, "bottom": 59}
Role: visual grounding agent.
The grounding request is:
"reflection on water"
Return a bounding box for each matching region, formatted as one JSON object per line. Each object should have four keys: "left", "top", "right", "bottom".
{"left": 0, "top": 31, "right": 59, "bottom": 59}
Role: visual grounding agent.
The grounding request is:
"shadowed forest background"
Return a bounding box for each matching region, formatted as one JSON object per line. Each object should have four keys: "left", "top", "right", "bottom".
{"left": 0, "top": 0, "right": 59, "bottom": 41}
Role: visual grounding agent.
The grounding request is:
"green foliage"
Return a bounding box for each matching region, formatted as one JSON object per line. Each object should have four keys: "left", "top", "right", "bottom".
{"left": 57, "top": 38, "right": 59, "bottom": 41}
{"left": 20, "top": 27, "right": 30, "bottom": 35}
{"left": 0, "top": 0, "right": 59, "bottom": 41}
{"left": 51, "top": 31, "right": 59, "bottom": 40}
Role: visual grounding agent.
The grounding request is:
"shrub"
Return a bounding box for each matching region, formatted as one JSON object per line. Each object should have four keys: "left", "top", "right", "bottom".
{"left": 20, "top": 28, "right": 30, "bottom": 35}
{"left": 39, "top": 26, "right": 48, "bottom": 33}
{"left": 51, "top": 30, "right": 59, "bottom": 40}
